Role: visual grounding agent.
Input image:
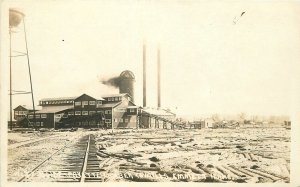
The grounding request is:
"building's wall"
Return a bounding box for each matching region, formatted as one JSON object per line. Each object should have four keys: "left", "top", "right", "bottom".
{"left": 141, "top": 116, "right": 150, "bottom": 128}
{"left": 72, "top": 94, "right": 99, "bottom": 128}
{"left": 112, "top": 100, "right": 137, "bottom": 129}
{"left": 101, "top": 108, "right": 112, "bottom": 128}
{"left": 13, "top": 106, "right": 30, "bottom": 121}
{"left": 27, "top": 113, "right": 54, "bottom": 128}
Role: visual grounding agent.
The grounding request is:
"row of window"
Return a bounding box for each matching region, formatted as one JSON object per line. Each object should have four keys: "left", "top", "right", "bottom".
{"left": 113, "top": 118, "right": 136, "bottom": 123}
{"left": 107, "top": 97, "right": 122, "bottom": 102}
{"left": 15, "top": 111, "right": 28, "bottom": 115}
{"left": 104, "top": 118, "right": 136, "bottom": 123}
{"left": 28, "top": 114, "right": 47, "bottom": 119}
{"left": 114, "top": 108, "right": 136, "bottom": 113}
{"left": 27, "top": 110, "right": 112, "bottom": 119}
{"left": 72, "top": 110, "right": 111, "bottom": 115}
{"left": 74, "top": 100, "right": 102, "bottom": 106}
{"left": 40, "top": 100, "right": 74, "bottom": 105}
{"left": 29, "top": 122, "right": 44, "bottom": 127}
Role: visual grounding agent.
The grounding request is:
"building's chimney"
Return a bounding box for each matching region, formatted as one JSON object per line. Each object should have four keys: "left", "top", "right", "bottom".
{"left": 143, "top": 43, "right": 147, "bottom": 107}
{"left": 157, "top": 46, "right": 161, "bottom": 108}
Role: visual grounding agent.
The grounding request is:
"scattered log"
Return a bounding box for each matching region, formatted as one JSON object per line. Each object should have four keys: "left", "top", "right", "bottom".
{"left": 177, "top": 164, "right": 204, "bottom": 174}
{"left": 245, "top": 168, "right": 282, "bottom": 181}
{"left": 242, "top": 153, "right": 251, "bottom": 160}
{"left": 97, "top": 150, "right": 142, "bottom": 159}
{"left": 224, "top": 165, "right": 247, "bottom": 177}
{"left": 216, "top": 166, "right": 239, "bottom": 180}
{"left": 256, "top": 168, "right": 289, "bottom": 180}
{"left": 249, "top": 153, "right": 258, "bottom": 161}
{"left": 149, "top": 156, "right": 160, "bottom": 162}
{"left": 96, "top": 151, "right": 109, "bottom": 158}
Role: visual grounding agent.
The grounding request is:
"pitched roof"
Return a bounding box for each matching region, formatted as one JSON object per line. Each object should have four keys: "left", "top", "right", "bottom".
{"left": 40, "top": 96, "right": 77, "bottom": 102}
{"left": 142, "top": 108, "right": 176, "bottom": 116}
{"left": 35, "top": 106, "right": 73, "bottom": 114}
{"left": 14, "top": 105, "right": 28, "bottom": 111}
{"left": 101, "top": 93, "right": 128, "bottom": 98}
{"left": 97, "top": 102, "right": 122, "bottom": 108}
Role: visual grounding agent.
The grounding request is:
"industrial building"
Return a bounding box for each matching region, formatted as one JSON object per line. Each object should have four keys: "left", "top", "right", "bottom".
{"left": 13, "top": 45, "right": 180, "bottom": 129}
{"left": 16, "top": 92, "right": 138, "bottom": 129}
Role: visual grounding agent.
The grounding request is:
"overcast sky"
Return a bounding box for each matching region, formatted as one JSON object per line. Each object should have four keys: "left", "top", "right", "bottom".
{"left": 2, "top": 0, "right": 300, "bottom": 118}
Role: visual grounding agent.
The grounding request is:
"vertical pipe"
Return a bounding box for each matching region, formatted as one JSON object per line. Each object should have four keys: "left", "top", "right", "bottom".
{"left": 157, "top": 46, "right": 161, "bottom": 108}
{"left": 9, "top": 26, "right": 13, "bottom": 130}
{"left": 22, "top": 17, "right": 36, "bottom": 130}
{"left": 143, "top": 43, "right": 147, "bottom": 107}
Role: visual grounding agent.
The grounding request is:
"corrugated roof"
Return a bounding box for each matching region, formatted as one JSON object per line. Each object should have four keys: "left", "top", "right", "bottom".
{"left": 97, "top": 102, "right": 122, "bottom": 108}
{"left": 101, "top": 93, "right": 127, "bottom": 98}
{"left": 35, "top": 106, "right": 73, "bottom": 114}
{"left": 40, "top": 96, "right": 77, "bottom": 102}
{"left": 142, "top": 108, "right": 176, "bottom": 116}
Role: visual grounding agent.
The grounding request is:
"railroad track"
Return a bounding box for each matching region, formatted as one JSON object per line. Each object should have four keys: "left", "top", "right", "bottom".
{"left": 19, "top": 134, "right": 102, "bottom": 182}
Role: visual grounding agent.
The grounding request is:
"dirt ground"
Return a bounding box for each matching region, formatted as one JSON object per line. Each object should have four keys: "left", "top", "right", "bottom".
{"left": 7, "top": 127, "right": 290, "bottom": 182}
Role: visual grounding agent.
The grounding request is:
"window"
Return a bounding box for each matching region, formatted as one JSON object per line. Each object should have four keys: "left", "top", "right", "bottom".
{"left": 36, "top": 122, "right": 40, "bottom": 126}
{"left": 125, "top": 118, "right": 129, "bottom": 123}
{"left": 89, "top": 101, "right": 96, "bottom": 105}
{"left": 35, "top": 114, "right": 40, "bottom": 118}
{"left": 68, "top": 112, "right": 74, "bottom": 116}
{"left": 62, "top": 114, "right": 68, "bottom": 118}
{"left": 119, "top": 97, "right": 122, "bottom": 101}
{"left": 28, "top": 115, "right": 33, "bottom": 119}
{"left": 41, "top": 122, "right": 44, "bottom": 127}
{"left": 115, "top": 97, "right": 118, "bottom": 101}
{"left": 120, "top": 118, "right": 123, "bottom": 122}
{"left": 15, "top": 111, "right": 19, "bottom": 115}
{"left": 82, "top": 101, "right": 88, "bottom": 105}
{"left": 112, "top": 97, "right": 115, "bottom": 101}
{"left": 75, "top": 111, "right": 81, "bottom": 115}
{"left": 108, "top": 97, "right": 112, "bottom": 101}
{"left": 82, "top": 111, "right": 88, "bottom": 115}
{"left": 41, "top": 114, "right": 47, "bottom": 118}
{"left": 75, "top": 101, "right": 81, "bottom": 106}
{"left": 114, "top": 118, "right": 118, "bottom": 122}
{"left": 105, "top": 110, "right": 111, "bottom": 114}
{"left": 46, "top": 101, "right": 48, "bottom": 104}
{"left": 130, "top": 109, "right": 135, "bottom": 113}
{"left": 105, "top": 119, "right": 111, "bottom": 123}
{"left": 97, "top": 101, "right": 102, "bottom": 105}
{"left": 89, "top": 111, "right": 96, "bottom": 115}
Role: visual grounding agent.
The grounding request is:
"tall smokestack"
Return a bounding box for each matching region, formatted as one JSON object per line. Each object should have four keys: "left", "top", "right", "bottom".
{"left": 157, "top": 46, "right": 161, "bottom": 108}
{"left": 143, "top": 43, "right": 147, "bottom": 107}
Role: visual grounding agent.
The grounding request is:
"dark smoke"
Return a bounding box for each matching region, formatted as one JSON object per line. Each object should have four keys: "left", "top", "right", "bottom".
{"left": 101, "top": 76, "right": 121, "bottom": 88}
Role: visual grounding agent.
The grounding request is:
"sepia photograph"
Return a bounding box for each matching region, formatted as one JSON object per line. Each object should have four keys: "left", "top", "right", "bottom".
{"left": 1, "top": 0, "right": 300, "bottom": 186}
